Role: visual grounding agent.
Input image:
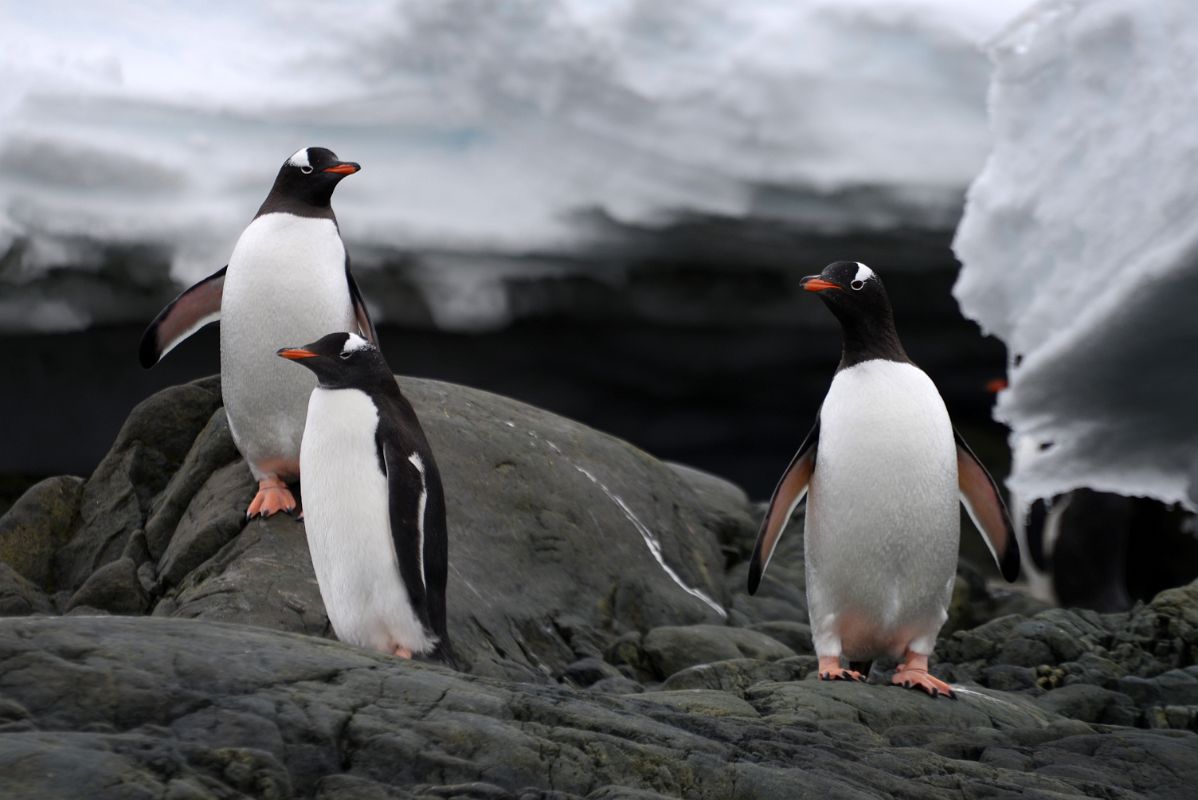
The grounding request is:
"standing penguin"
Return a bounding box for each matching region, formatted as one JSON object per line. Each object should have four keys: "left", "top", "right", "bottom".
{"left": 278, "top": 332, "right": 452, "bottom": 663}
{"left": 139, "top": 147, "right": 376, "bottom": 518}
{"left": 747, "top": 261, "right": 1019, "bottom": 699}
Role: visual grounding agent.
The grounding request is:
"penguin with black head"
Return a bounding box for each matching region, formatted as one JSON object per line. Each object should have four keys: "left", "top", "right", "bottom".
{"left": 278, "top": 332, "right": 452, "bottom": 664}
{"left": 748, "top": 261, "right": 1019, "bottom": 698}
{"left": 140, "top": 147, "right": 376, "bottom": 519}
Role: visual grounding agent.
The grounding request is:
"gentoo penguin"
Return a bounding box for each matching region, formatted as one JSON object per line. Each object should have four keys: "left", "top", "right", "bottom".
{"left": 139, "top": 147, "right": 376, "bottom": 518}
{"left": 747, "top": 261, "right": 1019, "bottom": 699}
{"left": 278, "top": 332, "right": 452, "bottom": 663}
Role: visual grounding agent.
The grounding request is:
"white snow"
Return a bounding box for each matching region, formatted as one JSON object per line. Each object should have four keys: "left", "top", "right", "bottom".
{"left": 0, "top": 0, "right": 1033, "bottom": 331}
{"left": 954, "top": 0, "right": 1198, "bottom": 509}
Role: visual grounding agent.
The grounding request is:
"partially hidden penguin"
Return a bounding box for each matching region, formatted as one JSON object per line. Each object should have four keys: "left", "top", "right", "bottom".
{"left": 278, "top": 331, "right": 452, "bottom": 663}
{"left": 747, "top": 261, "right": 1019, "bottom": 699}
{"left": 139, "top": 147, "right": 377, "bottom": 518}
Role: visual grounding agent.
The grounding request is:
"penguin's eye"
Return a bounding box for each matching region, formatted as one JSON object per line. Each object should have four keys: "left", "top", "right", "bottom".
{"left": 850, "top": 280, "right": 865, "bottom": 291}
{"left": 339, "top": 351, "right": 351, "bottom": 360}
{"left": 300, "top": 166, "right": 314, "bottom": 175}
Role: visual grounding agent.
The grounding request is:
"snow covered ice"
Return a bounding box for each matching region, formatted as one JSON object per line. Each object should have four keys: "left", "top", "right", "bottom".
{"left": 954, "top": 0, "right": 1198, "bottom": 509}
{"left": 0, "top": 0, "right": 1031, "bottom": 332}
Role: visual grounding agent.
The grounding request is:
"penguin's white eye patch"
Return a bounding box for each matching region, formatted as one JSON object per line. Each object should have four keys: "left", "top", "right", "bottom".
{"left": 850, "top": 280, "right": 864, "bottom": 291}
{"left": 287, "top": 147, "right": 312, "bottom": 169}
{"left": 299, "top": 165, "right": 313, "bottom": 175}
{"left": 340, "top": 332, "right": 373, "bottom": 357}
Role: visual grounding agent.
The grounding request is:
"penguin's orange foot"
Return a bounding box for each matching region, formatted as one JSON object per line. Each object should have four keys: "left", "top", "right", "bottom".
{"left": 247, "top": 478, "right": 297, "bottom": 519}
{"left": 892, "top": 668, "right": 956, "bottom": 699}
{"left": 393, "top": 646, "right": 413, "bottom": 659}
{"left": 817, "top": 656, "right": 865, "bottom": 682}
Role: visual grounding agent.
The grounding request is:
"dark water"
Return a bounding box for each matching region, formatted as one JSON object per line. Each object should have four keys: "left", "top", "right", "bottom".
{"left": 0, "top": 263, "right": 1009, "bottom": 500}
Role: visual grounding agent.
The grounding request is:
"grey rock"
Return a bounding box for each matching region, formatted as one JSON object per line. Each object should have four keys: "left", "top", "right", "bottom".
{"left": 156, "top": 460, "right": 256, "bottom": 588}
{"left": 746, "top": 620, "right": 813, "bottom": 654}
{"left": 53, "top": 378, "right": 223, "bottom": 593}
{"left": 1145, "top": 706, "right": 1198, "bottom": 731}
{"left": 745, "top": 677, "right": 1067, "bottom": 731}
{"left": 603, "top": 632, "right": 653, "bottom": 682}
{"left": 664, "top": 462, "right": 757, "bottom": 558}
{"left": 144, "top": 409, "right": 242, "bottom": 560}
{"left": 977, "top": 664, "right": 1037, "bottom": 692}
{"left": 0, "top": 475, "right": 83, "bottom": 588}
{"left": 944, "top": 560, "right": 1054, "bottom": 636}
{"left": 722, "top": 507, "right": 808, "bottom": 628}
{"left": 67, "top": 557, "right": 147, "bottom": 614}
{"left": 1119, "top": 667, "right": 1198, "bottom": 708}
{"left": 634, "top": 689, "right": 761, "bottom": 718}
{"left": 660, "top": 656, "right": 815, "bottom": 692}
{"left": 3, "top": 616, "right": 1197, "bottom": 800}
{"left": 561, "top": 657, "right": 623, "bottom": 687}
{"left": 641, "top": 624, "right": 794, "bottom": 679}
{"left": 163, "top": 513, "right": 329, "bottom": 637}
{"left": 587, "top": 676, "right": 644, "bottom": 695}
{"left": 1036, "top": 683, "right": 1140, "bottom": 726}
{"left": 411, "top": 375, "right": 729, "bottom": 675}
{"left": 0, "top": 563, "right": 55, "bottom": 616}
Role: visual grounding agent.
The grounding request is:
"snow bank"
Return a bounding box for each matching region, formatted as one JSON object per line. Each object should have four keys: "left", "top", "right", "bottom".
{"left": 954, "top": 0, "right": 1198, "bottom": 509}
{"left": 1, "top": 0, "right": 1030, "bottom": 331}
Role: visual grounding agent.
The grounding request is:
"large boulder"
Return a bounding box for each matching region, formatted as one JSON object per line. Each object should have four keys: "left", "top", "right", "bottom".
{"left": 3, "top": 376, "right": 741, "bottom": 678}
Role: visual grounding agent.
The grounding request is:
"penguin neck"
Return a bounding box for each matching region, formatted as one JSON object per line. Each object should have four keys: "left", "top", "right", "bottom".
{"left": 834, "top": 309, "right": 910, "bottom": 371}
{"left": 317, "top": 370, "right": 402, "bottom": 397}
{"left": 255, "top": 190, "right": 338, "bottom": 223}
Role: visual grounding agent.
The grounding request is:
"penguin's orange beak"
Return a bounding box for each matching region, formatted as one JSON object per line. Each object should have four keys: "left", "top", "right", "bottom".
{"left": 801, "top": 276, "right": 842, "bottom": 293}
{"left": 323, "top": 162, "right": 360, "bottom": 175}
{"left": 277, "top": 347, "right": 318, "bottom": 360}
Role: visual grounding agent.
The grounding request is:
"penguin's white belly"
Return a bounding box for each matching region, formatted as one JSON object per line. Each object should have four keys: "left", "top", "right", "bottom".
{"left": 220, "top": 213, "right": 357, "bottom": 479}
{"left": 806, "top": 360, "right": 959, "bottom": 660}
{"left": 300, "top": 388, "right": 432, "bottom": 655}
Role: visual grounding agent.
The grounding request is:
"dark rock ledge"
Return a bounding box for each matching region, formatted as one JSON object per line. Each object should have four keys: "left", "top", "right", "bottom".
{"left": 0, "top": 377, "right": 1196, "bottom": 798}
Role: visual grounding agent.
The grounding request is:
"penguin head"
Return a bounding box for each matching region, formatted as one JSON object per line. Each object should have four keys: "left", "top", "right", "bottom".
{"left": 800, "top": 261, "right": 890, "bottom": 314}
{"left": 269, "top": 147, "right": 361, "bottom": 208}
{"left": 801, "top": 261, "right": 908, "bottom": 364}
{"left": 277, "top": 332, "right": 391, "bottom": 390}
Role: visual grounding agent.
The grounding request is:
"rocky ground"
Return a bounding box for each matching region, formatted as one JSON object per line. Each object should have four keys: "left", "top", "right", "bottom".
{"left": 1, "top": 377, "right": 1196, "bottom": 799}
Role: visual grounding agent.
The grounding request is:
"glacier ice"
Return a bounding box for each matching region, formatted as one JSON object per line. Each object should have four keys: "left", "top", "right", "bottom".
{"left": 0, "top": 0, "right": 1032, "bottom": 332}
{"left": 954, "top": 0, "right": 1198, "bottom": 509}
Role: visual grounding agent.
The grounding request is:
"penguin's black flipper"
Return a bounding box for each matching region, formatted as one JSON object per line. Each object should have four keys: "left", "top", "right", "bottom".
{"left": 415, "top": 440, "right": 454, "bottom": 668}
{"left": 955, "top": 429, "right": 1021, "bottom": 582}
{"left": 381, "top": 437, "right": 431, "bottom": 619}
{"left": 748, "top": 416, "right": 820, "bottom": 595}
{"left": 138, "top": 266, "right": 226, "bottom": 368}
{"left": 381, "top": 425, "right": 454, "bottom": 666}
{"left": 345, "top": 256, "right": 377, "bottom": 344}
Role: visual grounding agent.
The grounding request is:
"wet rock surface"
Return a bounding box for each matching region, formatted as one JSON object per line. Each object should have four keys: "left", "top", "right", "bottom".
{"left": 1, "top": 616, "right": 1196, "bottom": 799}
{"left": 0, "top": 378, "right": 1195, "bottom": 797}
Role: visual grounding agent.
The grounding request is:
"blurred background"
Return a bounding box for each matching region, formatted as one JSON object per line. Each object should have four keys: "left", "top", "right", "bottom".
{"left": 2, "top": 0, "right": 1196, "bottom": 605}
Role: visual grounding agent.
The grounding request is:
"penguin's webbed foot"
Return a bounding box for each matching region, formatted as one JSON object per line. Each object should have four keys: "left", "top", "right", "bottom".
{"left": 393, "top": 646, "right": 413, "bottom": 659}
{"left": 892, "top": 669, "right": 956, "bottom": 699}
{"left": 247, "top": 478, "right": 297, "bottom": 519}
{"left": 817, "top": 656, "right": 866, "bottom": 683}
{"left": 892, "top": 651, "right": 956, "bottom": 699}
